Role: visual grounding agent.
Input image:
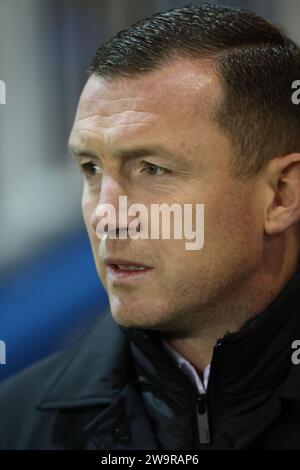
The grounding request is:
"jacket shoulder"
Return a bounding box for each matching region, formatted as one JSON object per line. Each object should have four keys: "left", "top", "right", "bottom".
{"left": 0, "top": 346, "right": 75, "bottom": 449}
{"left": 0, "top": 346, "right": 74, "bottom": 406}
{"left": 0, "top": 312, "right": 122, "bottom": 449}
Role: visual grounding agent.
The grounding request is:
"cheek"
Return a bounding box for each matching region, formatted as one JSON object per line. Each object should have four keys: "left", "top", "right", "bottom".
{"left": 82, "top": 194, "right": 96, "bottom": 238}
{"left": 82, "top": 194, "right": 105, "bottom": 277}
{"left": 207, "top": 190, "right": 263, "bottom": 262}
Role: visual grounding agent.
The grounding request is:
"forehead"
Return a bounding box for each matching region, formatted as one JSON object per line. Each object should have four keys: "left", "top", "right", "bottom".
{"left": 77, "top": 57, "right": 220, "bottom": 117}
{"left": 70, "top": 57, "right": 222, "bottom": 150}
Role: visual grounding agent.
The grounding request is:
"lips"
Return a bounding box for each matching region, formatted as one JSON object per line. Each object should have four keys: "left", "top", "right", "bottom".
{"left": 105, "top": 258, "right": 152, "bottom": 269}
{"left": 113, "top": 265, "right": 146, "bottom": 271}
{"left": 104, "top": 258, "right": 153, "bottom": 277}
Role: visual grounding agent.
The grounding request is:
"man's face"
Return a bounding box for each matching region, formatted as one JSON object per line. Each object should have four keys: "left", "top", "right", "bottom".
{"left": 69, "top": 58, "right": 265, "bottom": 334}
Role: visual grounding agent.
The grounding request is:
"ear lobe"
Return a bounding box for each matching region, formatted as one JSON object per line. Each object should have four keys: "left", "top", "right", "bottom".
{"left": 264, "top": 154, "right": 300, "bottom": 236}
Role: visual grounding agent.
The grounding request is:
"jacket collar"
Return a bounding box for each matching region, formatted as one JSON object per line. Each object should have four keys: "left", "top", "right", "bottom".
{"left": 211, "top": 265, "right": 300, "bottom": 409}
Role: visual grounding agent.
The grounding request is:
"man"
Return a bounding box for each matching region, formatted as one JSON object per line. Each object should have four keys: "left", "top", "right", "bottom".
{"left": 0, "top": 2, "right": 300, "bottom": 450}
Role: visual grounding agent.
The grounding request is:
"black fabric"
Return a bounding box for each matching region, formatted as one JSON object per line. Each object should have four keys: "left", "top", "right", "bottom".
{"left": 1, "top": 268, "right": 300, "bottom": 449}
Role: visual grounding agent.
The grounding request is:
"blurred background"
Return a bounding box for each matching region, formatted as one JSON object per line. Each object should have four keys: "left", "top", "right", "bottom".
{"left": 0, "top": 0, "right": 299, "bottom": 381}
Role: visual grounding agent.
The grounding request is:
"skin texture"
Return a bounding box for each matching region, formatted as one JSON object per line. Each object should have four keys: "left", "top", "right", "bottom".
{"left": 69, "top": 57, "right": 300, "bottom": 374}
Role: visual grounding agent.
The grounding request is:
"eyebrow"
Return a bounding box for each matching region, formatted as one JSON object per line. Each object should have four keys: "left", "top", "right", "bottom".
{"left": 68, "top": 143, "right": 178, "bottom": 162}
{"left": 68, "top": 145, "right": 98, "bottom": 159}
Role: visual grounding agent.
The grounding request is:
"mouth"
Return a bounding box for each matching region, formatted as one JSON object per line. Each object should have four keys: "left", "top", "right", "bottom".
{"left": 104, "top": 258, "right": 154, "bottom": 281}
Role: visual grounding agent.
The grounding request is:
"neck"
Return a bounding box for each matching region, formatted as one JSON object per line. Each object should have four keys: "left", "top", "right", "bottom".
{"left": 162, "top": 241, "right": 299, "bottom": 376}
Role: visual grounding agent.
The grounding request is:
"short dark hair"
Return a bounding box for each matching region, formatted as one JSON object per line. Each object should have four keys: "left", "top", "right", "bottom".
{"left": 90, "top": 2, "right": 300, "bottom": 178}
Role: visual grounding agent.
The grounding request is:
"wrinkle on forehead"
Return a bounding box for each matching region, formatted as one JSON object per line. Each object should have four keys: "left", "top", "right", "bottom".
{"left": 75, "top": 57, "right": 220, "bottom": 123}
{"left": 73, "top": 110, "right": 155, "bottom": 130}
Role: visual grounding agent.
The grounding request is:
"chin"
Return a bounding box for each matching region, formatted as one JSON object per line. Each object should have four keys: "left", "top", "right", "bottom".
{"left": 109, "top": 302, "right": 162, "bottom": 330}
{"left": 110, "top": 305, "right": 182, "bottom": 335}
{"left": 111, "top": 310, "right": 151, "bottom": 329}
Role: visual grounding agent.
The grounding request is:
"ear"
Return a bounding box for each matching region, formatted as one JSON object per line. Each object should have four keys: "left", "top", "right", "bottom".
{"left": 264, "top": 153, "right": 300, "bottom": 235}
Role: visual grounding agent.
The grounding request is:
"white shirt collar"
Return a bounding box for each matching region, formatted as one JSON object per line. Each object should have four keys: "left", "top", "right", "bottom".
{"left": 161, "top": 338, "right": 210, "bottom": 395}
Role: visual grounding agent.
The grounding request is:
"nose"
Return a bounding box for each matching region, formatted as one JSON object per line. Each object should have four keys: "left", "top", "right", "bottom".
{"left": 90, "top": 175, "right": 133, "bottom": 237}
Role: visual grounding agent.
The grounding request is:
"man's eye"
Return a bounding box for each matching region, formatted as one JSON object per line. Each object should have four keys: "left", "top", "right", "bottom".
{"left": 142, "top": 162, "right": 170, "bottom": 176}
{"left": 79, "top": 162, "right": 101, "bottom": 177}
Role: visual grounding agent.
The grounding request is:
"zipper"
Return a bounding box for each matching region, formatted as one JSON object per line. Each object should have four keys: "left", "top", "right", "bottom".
{"left": 194, "top": 337, "right": 226, "bottom": 447}
{"left": 196, "top": 393, "right": 211, "bottom": 444}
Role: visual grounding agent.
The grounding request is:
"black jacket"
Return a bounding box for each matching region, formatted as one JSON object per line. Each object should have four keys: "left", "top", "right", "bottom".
{"left": 1, "top": 268, "right": 300, "bottom": 450}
